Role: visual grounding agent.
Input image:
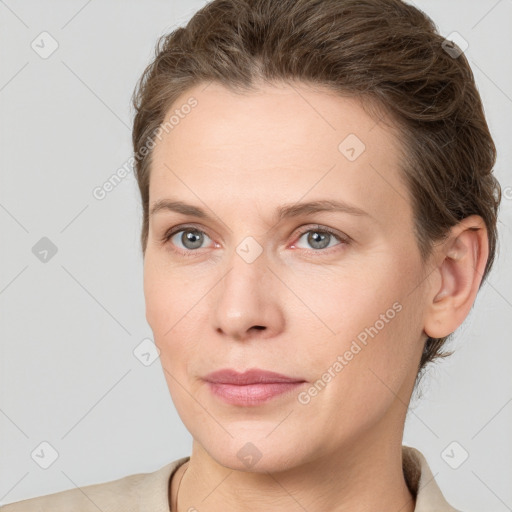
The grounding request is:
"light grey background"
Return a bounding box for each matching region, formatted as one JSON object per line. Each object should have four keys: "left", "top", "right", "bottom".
{"left": 1, "top": 0, "right": 511, "bottom": 509}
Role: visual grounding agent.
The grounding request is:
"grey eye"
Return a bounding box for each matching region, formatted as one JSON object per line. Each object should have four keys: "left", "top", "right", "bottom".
{"left": 296, "top": 230, "right": 340, "bottom": 250}
{"left": 171, "top": 229, "right": 210, "bottom": 250}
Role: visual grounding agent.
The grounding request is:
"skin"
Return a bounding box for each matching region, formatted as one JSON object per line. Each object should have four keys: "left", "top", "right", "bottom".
{"left": 143, "top": 81, "right": 488, "bottom": 512}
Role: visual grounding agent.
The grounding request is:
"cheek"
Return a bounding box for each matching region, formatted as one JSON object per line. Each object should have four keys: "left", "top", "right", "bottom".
{"left": 143, "top": 260, "right": 169, "bottom": 336}
{"left": 300, "top": 306, "right": 419, "bottom": 441}
{"left": 143, "top": 255, "right": 206, "bottom": 371}
{"left": 297, "top": 263, "right": 400, "bottom": 344}
{"left": 143, "top": 252, "right": 196, "bottom": 335}
{"left": 143, "top": 266, "right": 197, "bottom": 407}
{"left": 308, "top": 261, "right": 423, "bottom": 390}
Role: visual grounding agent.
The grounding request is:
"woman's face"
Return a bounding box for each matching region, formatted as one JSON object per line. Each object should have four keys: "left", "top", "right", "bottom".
{"left": 144, "top": 81, "right": 430, "bottom": 471}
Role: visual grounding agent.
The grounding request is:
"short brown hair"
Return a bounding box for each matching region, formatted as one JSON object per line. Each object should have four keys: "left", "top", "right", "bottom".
{"left": 131, "top": 0, "right": 502, "bottom": 374}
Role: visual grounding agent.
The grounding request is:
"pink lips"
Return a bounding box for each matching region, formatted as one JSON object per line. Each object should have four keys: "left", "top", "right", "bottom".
{"left": 203, "top": 369, "right": 307, "bottom": 406}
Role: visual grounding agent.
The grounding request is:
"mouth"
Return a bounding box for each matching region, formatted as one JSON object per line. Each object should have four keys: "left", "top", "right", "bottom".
{"left": 203, "top": 368, "right": 307, "bottom": 406}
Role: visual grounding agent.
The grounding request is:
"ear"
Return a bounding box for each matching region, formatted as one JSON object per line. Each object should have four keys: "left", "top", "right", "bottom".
{"left": 423, "top": 215, "right": 489, "bottom": 339}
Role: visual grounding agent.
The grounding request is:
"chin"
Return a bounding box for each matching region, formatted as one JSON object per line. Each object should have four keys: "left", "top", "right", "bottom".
{"left": 194, "top": 433, "right": 309, "bottom": 474}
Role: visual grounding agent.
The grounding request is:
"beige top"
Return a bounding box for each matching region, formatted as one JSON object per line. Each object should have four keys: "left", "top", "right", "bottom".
{"left": 1, "top": 446, "right": 461, "bottom": 511}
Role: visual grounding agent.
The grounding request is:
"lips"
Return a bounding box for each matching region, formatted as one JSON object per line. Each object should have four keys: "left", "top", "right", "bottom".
{"left": 203, "top": 368, "right": 305, "bottom": 385}
{"left": 203, "top": 369, "right": 307, "bottom": 406}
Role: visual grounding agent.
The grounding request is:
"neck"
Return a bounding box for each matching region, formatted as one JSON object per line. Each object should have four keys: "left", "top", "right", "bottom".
{"left": 173, "top": 419, "right": 415, "bottom": 512}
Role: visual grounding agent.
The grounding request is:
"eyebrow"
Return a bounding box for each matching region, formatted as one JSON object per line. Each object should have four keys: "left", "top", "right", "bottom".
{"left": 149, "top": 198, "right": 372, "bottom": 222}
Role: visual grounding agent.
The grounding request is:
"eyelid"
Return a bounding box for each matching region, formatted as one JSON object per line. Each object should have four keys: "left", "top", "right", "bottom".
{"left": 162, "top": 222, "right": 212, "bottom": 241}
{"left": 293, "top": 224, "right": 349, "bottom": 240}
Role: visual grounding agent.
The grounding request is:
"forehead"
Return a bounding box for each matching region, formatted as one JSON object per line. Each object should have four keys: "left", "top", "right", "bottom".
{"left": 150, "top": 81, "right": 411, "bottom": 231}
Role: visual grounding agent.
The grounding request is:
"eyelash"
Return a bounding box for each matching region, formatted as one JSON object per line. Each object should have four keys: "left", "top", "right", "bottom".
{"left": 160, "top": 224, "right": 350, "bottom": 257}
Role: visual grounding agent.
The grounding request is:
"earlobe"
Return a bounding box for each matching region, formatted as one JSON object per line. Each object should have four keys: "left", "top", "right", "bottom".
{"left": 423, "top": 215, "right": 489, "bottom": 339}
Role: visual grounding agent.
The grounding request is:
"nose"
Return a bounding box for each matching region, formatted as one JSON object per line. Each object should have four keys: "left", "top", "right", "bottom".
{"left": 212, "top": 247, "right": 285, "bottom": 342}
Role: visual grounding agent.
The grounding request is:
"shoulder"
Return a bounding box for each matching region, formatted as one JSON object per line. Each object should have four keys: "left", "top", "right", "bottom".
{"left": 1, "top": 457, "right": 189, "bottom": 512}
{"left": 402, "top": 446, "right": 463, "bottom": 512}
